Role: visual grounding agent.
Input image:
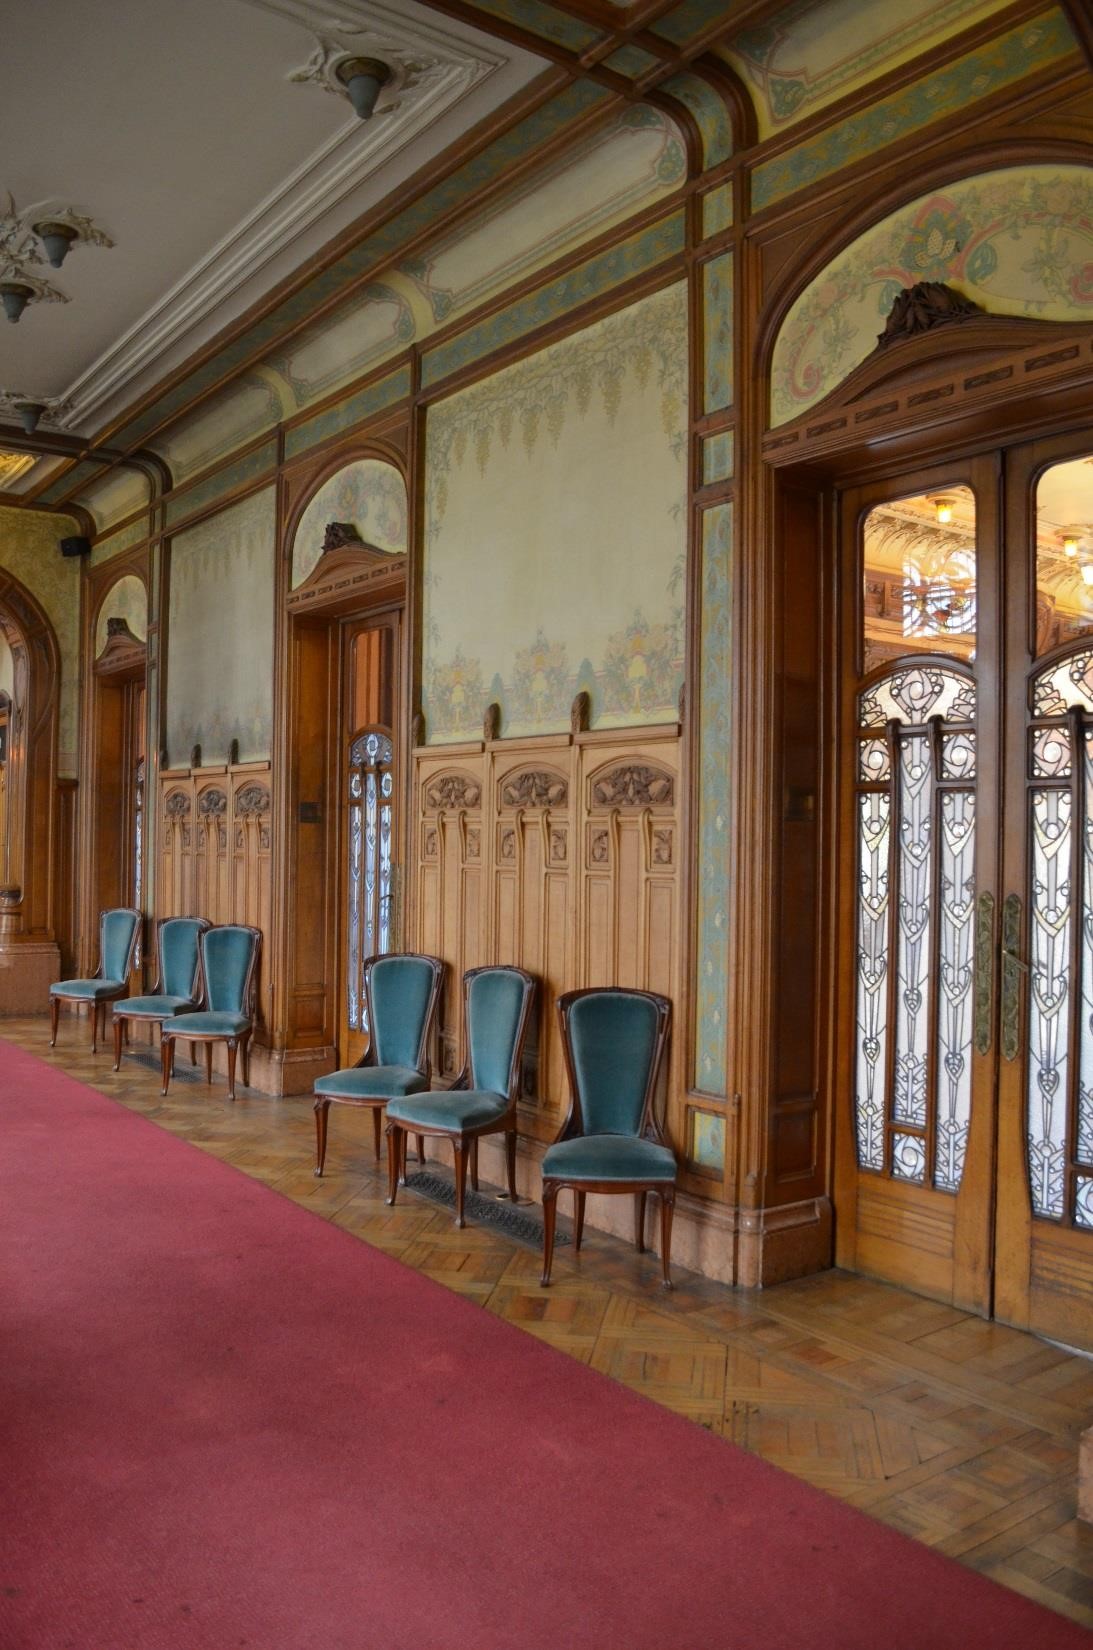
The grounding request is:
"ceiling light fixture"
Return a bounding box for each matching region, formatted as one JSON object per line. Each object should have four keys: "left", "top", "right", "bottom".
{"left": 1081, "top": 562, "right": 1093, "bottom": 587}
{"left": 334, "top": 56, "right": 392, "bottom": 120}
{"left": 32, "top": 220, "right": 79, "bottom": 269}
{"left": 0, "top": 282, "right": 33, "bottom": 324}
{"left": 14, "top": 401, "right": 46, "bottom": 433}
{"left": 1062, "top": 528, "right": 1081, "bottom": 558}
{"left": 930, "top": 495, "right": 957, "bottom": 526}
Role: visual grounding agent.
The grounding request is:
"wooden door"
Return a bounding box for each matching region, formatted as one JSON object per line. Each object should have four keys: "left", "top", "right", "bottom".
{"left": 338, "top": 612, "right": 400, "bottom": 1067}
{"left": 996, "top": 431, "right": 1093, "bottom": 1350}
{"left": 834, "top": 456, "right": 1001, "bottom": 1315}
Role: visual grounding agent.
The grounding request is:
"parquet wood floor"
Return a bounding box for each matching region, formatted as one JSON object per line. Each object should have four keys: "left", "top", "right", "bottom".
{"left": 9, "top": 1014, "right": 1093, "bottom": 1627}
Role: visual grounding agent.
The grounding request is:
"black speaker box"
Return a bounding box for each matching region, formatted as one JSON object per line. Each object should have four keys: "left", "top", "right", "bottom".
{"left": 59, "top": 536, "right": 91, "bottom": 558}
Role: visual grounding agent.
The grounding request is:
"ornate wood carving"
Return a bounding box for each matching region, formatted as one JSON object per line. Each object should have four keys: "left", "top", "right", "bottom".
{"left": 424, "top": 773, "right": 481, "bottom": 811}
{"left": 411, "top": 708, "right": 426, "bottom": 748}
{"left": 500, "top": 770, "right": 568, "bottom": 809}
{"left": 876, "top": 281, "right": 983, "bottom": 348}
{"left": 483, "top": 701, "right": 501, "bottom": 741}
{"left": 591, "top": 764, "right": 674, "bottom": 808}
{"left": 236, "top": 783, "right": 271, "bottom": 817}
{"left": 198, "top": 789, "right": 228, "bottom": 818}
{"left": 164, "top": 790, "right": 191, "bottom": 819}
{"left": 570, "top": 690, "right": 590, "bottom": 734}
{"left": 322, "top": 521, "right": 364, "bottom": 550}
{"left": 285, "top": 546, "right": 405, "bottom": 617}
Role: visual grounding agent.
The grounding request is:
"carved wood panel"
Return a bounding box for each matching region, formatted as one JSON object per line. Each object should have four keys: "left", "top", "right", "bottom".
{"left": 412, "top": 731, "right": 681, "bottom": 1144}
{"left": 157, "top": 762, "right": 272, "bottom": 1031}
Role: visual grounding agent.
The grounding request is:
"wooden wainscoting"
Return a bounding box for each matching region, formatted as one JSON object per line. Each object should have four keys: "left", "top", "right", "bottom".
{"left": 157, "top": 762, "right": 273, "bottom": 1041}
{"left": 412, "top": 725, "right": 682, "bottom": 1152}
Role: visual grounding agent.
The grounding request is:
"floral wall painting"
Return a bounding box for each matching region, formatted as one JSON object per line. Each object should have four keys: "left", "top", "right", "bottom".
{"left": 165, "top": 488, "right": 276, "bottom": 766}
{"left": 770, "top": 165, "right": 1093, "bottom": 426}
{"left": 291, "top": 460, "right": 408, "bottom": 589}
{"left": 721, "top": 0, "right": 1008, "bottom": 136}
{"left": 95, "top": 574, "right": 147, "bottom": 657}
{"left": 422, "top": 282, "right": 689, "bottom": 743}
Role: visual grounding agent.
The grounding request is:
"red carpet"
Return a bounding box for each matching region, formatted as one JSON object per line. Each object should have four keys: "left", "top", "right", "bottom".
{"left": 0, "top": 1041, "right": 1087, "bottom": 1650}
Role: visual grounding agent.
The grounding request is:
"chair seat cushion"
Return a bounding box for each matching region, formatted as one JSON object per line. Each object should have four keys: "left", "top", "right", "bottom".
{"left": 163, "top": 1011, "right": 250, "bottom": 1038}
{"left": 51, "top": 978, "right": 125, "bottom": 1000}
{"left": 542, "top": 1135, "right": 677, "bottom": 1184}
{"left": 114, "top": 995, "right": 197, "bottom": 1019}
{"left": 314, "top": 1066, "right": 429, "bottom": 1101}
{"left": 386, "top": 1089, "right": 509, "bottom": 1133}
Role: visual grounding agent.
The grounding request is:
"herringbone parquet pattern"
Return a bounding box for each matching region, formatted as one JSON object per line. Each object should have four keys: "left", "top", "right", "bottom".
{"left": 10, "top": 1014, "right": 1093, "bottom": 1626}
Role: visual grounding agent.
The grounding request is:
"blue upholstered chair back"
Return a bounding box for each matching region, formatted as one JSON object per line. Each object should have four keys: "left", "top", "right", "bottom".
{"left": 202, "top": 926, "right": 259, "bottom": 1014}
{"left": 467, "top": 968, "right": 529, "bottom": 1097}
{"left": 159, "top": 918, "right": 206, "bottom": 999}
{"left": 565, "top": 990, "right": 661, "bottom": 1137}
{"left": 101, "top": 909, "right": 140, "bottom": 984}
{"left": 368, "top": 955, "right": 434, "bottom": 1070}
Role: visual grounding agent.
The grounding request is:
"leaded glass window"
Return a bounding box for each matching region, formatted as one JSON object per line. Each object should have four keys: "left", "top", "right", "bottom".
{"left": 853, "top": 664, "right": 977, "bottom": 1192}
{"left": 346, "top": 730, "right": 394, "bottom": 1033}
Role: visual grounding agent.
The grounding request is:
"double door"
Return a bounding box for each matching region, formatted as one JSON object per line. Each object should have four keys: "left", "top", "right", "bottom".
{"left": 837, "top": 431, "right": 1093, "bottom": 1350}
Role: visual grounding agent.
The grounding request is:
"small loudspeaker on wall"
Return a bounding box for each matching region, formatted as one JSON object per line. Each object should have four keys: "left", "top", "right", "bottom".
{"left": 59, "top": 536, "right": 91, "bottom": 558}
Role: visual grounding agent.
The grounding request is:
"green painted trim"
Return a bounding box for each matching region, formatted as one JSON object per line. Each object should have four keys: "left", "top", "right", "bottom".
{"left": 702, "top": 251, "right": 733, "bottom": 414}
{"left": 37, "top": 459, "right": 105, "bottom": 505}
{"left": 651, "top": 0, "right": 730, "bottom": 46}
{"left": 90, "top": 517, "right": 150, "bottom": 565}
{"left": 603, "top": 43, "right": 661, "bottom": 78}
{"left": 163, "top": 438, "right": 278, "bottom": 529}
{"left": 752, "top": 8, "right": 1078, "bottom": 211}
{"left": 421, "top": 211, "right": 686, "bottom": 388}
{"left": 467, "top": 0, "right": 604, "bottom": 50}
{"left": 111, "top": 83, "right": 611, "bottom": 452}
{"left": 284, "top": 365, "right": 413, "bottom": 459}
{"left": 660, "top": 71, "right": 733, "bottom": 168}
{"left": 695, "top": 501, "right": 732, "bottom": 1097}
{"left": 702, "top": 183, "right": 733, "bottom": 240}
{"left": 702, "top": 429, "right": 734, "bottom": 485}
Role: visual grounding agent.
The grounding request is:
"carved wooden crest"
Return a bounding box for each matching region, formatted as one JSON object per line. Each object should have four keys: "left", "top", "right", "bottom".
{"left": 322, "top": 521, "right": 364, "bottom": 550}
{"left": 164, "top": 790, "right": 191, "bottom": 819}
{"left": 94, "top": 616, "right": 146, "bottom": 678}
{"left": 500, "top": 770, "right": 568, "bottom": 809}
{"left": 424, "top": 773, "right": 481, "bottom": 811}
{"left": 876, "top": 281, "right": 983, "bottom": 348}
{"left": 235, "top": 783, "right": 271, "bottom": 818}
{"left": 198, "top": 788, "right": 228, "bottom": 818}
{"left": 591, "top": 764, "right": 674, "bottom": 808}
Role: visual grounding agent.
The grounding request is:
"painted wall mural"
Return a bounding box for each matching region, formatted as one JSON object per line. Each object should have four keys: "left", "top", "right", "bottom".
{"left": 722, "top": 0, "right": 1008, "bottom": 136}
{"left": 291, "top": 460, "right": 408, "bottom": 588}
{"left": 0, "top": 505, "right": 81, "bottom": 776}
{"left": 423, "top": 282, "right": 688, "bottom": 742}
{"left": 95, "top": 574, "right": 148, "bottom": 656}
{"left": 771, "top": 164, "right": 1093, "bottom": 426}
{"left": 165, "top": 488, "right": 276, "bottom": 766}
{"left": 80, "top": 466, "right": 151, "bottom": 532}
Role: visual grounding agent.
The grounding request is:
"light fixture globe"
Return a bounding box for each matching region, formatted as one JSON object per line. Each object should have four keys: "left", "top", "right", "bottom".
{"left": 32, "top": 220, "right": 79, "bottom": 269}
{"left": 0, "top": 283, "right": 33, "bottom": 323}
{"left": 334, "top": 56, "right": 391, "bottom": 120}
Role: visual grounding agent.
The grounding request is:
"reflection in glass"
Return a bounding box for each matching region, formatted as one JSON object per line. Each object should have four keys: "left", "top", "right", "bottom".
{"left": 346, "top": 730, "right": 394, "bottom": 1034}
{"left": 862, "top": 486, "right": 976, "bottom": 673}
{"left": 1035, "top": 453, "right": 1093, "bottom": 656}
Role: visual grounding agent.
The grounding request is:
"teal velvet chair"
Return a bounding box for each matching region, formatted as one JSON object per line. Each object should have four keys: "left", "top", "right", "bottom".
{"left": 49, "top": 907, "right": 142, "bottom": 1053}
{"left": 160, "top": 924, "right": 262, "bottom": 1102}
{"left": 111, "top": 916, "right": 210, "bottom": 1071}
{"left": 313, "top": 953, "right": 444, "bottom": 1176}
{"left": 385, "top": 965, "right": 536, "bottom": 1228}
{"left": 541, "top": 988, "right": 675, "bottom": 1289}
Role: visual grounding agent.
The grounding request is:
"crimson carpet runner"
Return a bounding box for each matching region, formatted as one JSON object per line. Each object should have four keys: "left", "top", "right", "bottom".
{"left": 1, "top": 1040, "right": 1086, "bottom": 1650}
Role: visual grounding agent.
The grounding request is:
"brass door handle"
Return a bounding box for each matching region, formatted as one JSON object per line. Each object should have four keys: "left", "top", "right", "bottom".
{"left": 1000, "top": 892, "right": 1023, "bottom": 1063}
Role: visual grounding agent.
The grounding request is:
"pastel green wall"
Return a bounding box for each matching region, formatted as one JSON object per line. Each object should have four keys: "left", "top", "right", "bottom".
{"left": 771, "top": 163, "right": 1093, "bottom": 425}
{"left": 95, "top": 574, "right": 148, "bottom": 656}
{"left": 292, "top": 460, "right": 407, "bottom": 588}
{"left": 165, "top": 489, "right": 276, "bottom": 766}
{"left": 422, "top": 282, "right": 689, "bottom": 742}
{"left": 0, "top": 505, "right": 81, "bottom": 776}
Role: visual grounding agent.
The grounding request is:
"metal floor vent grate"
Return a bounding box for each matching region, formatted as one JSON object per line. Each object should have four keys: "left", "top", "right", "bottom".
{"left": 402, "top": 1171, "right": 570, "bottom": 1248}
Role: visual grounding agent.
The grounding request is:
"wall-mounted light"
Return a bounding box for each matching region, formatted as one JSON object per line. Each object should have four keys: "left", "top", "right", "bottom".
{"left": 32, "top": 220, "right": 79, "bottom": 269}
{"left": 930, "top": 495, "right": 957, "bottom": 526}
{"left": 334, "top": 56, "right": 391, "bottom": 120}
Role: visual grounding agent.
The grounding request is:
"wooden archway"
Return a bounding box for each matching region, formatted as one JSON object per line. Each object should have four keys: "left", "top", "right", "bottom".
{"left": 0, "top": 567, "right": 62, "bottom": 958}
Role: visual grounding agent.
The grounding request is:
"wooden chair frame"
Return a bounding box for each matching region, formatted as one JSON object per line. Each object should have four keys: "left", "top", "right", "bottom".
{"left": 542, "top": 988, "right": 674, "bottom": 1289}
{"left": 385, "top": 964, "right": 536, "bottom": 1228}
{"left": 49, "top": 907, "right": 141, "bottom": 1054}
{"left": 313, "top": 952, "right": 445, "bottom": 1176}
{"left": 111, "top": 915, "right": 210, "bottom": 1071}
{"left": 160, "top": 925, "right": 262, "bottom": 1102}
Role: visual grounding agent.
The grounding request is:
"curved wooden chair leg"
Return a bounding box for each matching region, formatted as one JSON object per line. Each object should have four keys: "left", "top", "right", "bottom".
{"left": 634, "top": 1190, "right": 648, "bottom": 1253}
{"left": 659, "top": 1189, "right": 675, "bottom": 1290}
{"left": 314, "top": 1098, "right": 331, "bottom": 1177}
{"left": 540, "top": 1182, "right": 559, "bottom": 1287}
{"left": 49, "top": 996, "right": 60, "bottom": 1047}
{"left": 574, "top": 1189, "right": 586, "bottom": 1251}
{"left": 505, "top": 1129, "right": 518, "bottom": 1202}
{"left": 90, "top": 1001, "right": 100, "bottom": 1054}
{"left": 385, "top": 1124, "right": 401, "bottom": 1205}
{"left": 112, "top": 1016, "right": 123, "bottom": 1072}
{"left": 241, "top": 1033, "right": 251, "bottom": 1089}
{"left": 416, "top": 1133, "right": 426, "bottom": 1167}
{"left": 371, "top": 1106, "right": 382, "bottom": 1160}
{"left": 226, "top": 1040, "right": 238, "bottom": 1102}
{"left": 470, "top": 1137, "right": 479, "bottom": 1192}
{"left": 161, "top": 1035, "right": 175, "bottom": 1097}
{"left": 190, "top": 1042, "right": 198, "bottom": 1067}
{"left": 453, "top": 1141, "right": 468, "bottom": 1228}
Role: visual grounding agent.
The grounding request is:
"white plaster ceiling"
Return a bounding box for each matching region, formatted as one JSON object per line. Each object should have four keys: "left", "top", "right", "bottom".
{"left": 0, "top": 0, "right": 545, "bottom": 445}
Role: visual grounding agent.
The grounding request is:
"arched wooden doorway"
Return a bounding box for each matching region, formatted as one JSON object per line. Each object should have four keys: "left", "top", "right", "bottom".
{"left": 763, "top": 296, "right": 1093, "bottom": 1351}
